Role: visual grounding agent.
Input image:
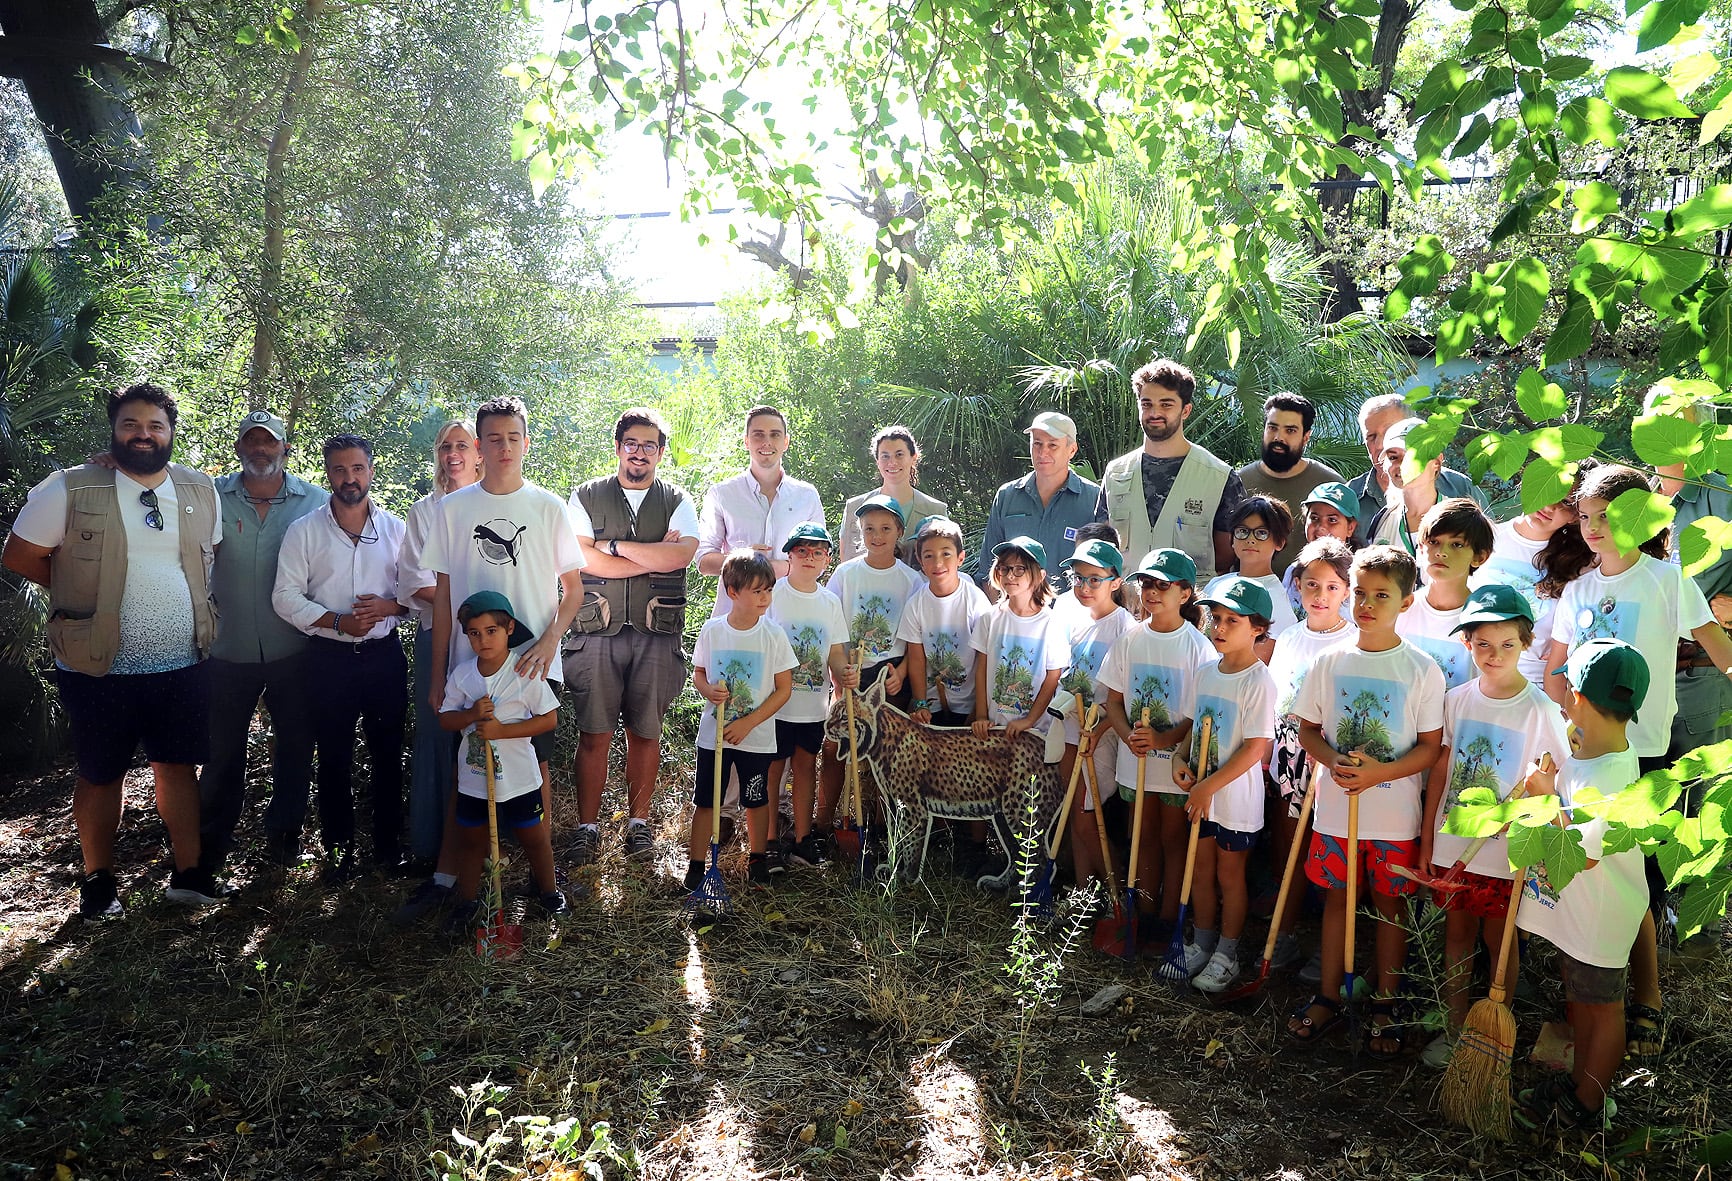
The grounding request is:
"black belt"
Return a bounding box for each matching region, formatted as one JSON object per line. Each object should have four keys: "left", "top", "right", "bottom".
{"left": 312, "top": 631, "right": 398, "bottom": 652}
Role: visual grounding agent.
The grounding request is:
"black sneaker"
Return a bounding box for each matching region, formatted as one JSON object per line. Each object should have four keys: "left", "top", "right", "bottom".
{"left": 748, "top": 854, "right": 775, "bottom": 887}
{"left": 683, "top": 859, "right": 706, "bottom": 890}
{"left": 392, "top": 878, "right": 451, "bottom": 924}
{"left": 788, "top": 834, "right": 827, "bottom": 868}
{"left": 166, "top": 867, "right": 229, "bottom": 906}
{"left": 765, "top": 849, "right": 789, "bottom": 878}
{"left": 78, "top": 868, "right": 124, "bottom": 920}
{"left": 264, "top": 830, "right": 300, "bottom": 867}
{"left": 442, "top": 898, "right": 480, "bottom": 937}
{"left": 623, "top": 823, "right": 655, "bottom": 860}
{"left": 571, "top": 826, "right": 602, "bottom": 866}
{"left": 541, "top": 889, "right": 569, "bottom": 916}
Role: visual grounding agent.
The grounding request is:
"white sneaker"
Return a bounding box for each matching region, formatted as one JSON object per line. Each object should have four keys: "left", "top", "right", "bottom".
{"left": 1192, "top": 950, "right": 1241, "bottom": 993}
{"left": 1179, "top": 940, "right": 1212, "bottom": 978}
{"left": 1421, "top": 1030, "right": 1456, "bottom": 1069}
{"left": 1298, "top": 949, "right": 1324, "bottom": 984}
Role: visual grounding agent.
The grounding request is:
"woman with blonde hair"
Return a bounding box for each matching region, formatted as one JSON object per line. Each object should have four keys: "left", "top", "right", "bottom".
{"left": 398, "top": 419, "right": 482, "bottom": 867}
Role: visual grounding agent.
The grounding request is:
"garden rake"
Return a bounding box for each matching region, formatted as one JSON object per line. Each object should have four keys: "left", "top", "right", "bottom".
{"left": 834, "top": 648, "right": 865, "bottom": 865}
{"left": 1095, "top": 707, "right": 1150, "bottom": 960}
{"left": 476, "top": 737, "right": 524, "bottom": 959}
{"left": 1157, "top": 713, "right": 1212, "bottom": 983}
{"left": 685, "top": 697, "right": 733, "bottom": 917}
{"left": 1027, "top": 703, "right": 1100, "bottom": 921}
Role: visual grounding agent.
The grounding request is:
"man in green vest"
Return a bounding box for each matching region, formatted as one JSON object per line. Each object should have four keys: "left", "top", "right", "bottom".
{"left": 2, "top": 382, "right": 226, "bottom": 918}
{"left": 1096, "top": 358, "right": 1242, "bottom": 579}
{"left": 564, "top": 407, "right": 700, "bottom": 864}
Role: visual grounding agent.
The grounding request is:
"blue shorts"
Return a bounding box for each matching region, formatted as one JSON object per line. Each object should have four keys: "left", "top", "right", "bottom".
{"left": 454, "top": 790, "right": 543, "bottom": 829}
{"left": 775, "top": 719, "right": 825, "bottom": 759}
{"left": 1201, "top": 819, "right": 1257, "bottom": 852}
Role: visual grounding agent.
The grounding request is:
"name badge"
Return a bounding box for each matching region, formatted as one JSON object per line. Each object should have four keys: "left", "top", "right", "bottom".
{"left": 1064, "top": 527, "right": 1078, "bottom": 541}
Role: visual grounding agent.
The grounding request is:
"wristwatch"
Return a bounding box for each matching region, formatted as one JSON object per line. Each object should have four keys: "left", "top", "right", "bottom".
{"left": 607, "top": 538, "right": 620, "bottom": 557}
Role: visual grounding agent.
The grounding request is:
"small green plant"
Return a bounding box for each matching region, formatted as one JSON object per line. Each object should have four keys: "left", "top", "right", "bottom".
{"left": 429, "top": 1079, "right": 640, "bottom": 1180}
{"left": 1079, "top": 1053, "right": 1124, "bottom": 1155}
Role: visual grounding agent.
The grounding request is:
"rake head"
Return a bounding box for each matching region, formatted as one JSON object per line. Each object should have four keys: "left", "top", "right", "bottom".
{"left": 683, "top": 848, "right": 733, "bottom": 917}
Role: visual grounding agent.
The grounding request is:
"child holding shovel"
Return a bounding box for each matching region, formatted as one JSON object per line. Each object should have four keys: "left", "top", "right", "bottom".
{"left": 1290, "top": 545, "right": 1445, "bottom": 1055}
{"left": 1420, "top": 585, "right": 1568, "bottom": 1069}
{"left": 439, "top": 592, "right": 564, "bottom": 933}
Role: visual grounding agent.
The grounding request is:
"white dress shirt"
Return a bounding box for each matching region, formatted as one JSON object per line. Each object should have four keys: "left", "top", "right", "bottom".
{"left": 696, "top": 468, "right": 826, "bottom": 617}
{"left": 273, "top": 502, "right": 406, "bottom": 641}
{"left": 396, "top": 490, "right": 442, "bottom": 625}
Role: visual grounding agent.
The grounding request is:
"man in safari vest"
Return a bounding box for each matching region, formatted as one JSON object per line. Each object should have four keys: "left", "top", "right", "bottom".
{"left": 1, "top": 382, "right": 226, "bottom": 918}
{"left": 564, "top": 407, "right": 700, "bottom": 863}
{"left": 1096, "top": 359, "right": 1243, "bottom": 579}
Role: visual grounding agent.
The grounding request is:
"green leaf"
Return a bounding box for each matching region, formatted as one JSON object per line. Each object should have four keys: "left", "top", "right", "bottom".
{"left": 1413, "top": 61, "right": 1468, "bottom": 119}
{"left": 1468, "top": 429, "right": 1533, "bottom": 482}
{"left": 1498, "top": 258, "right": 1550, "bottom": 345}
{"left": 1510, "top": 822, "right": 1587, "bottom": 891}
{"left": 1546, "top": 291, "right": 1597, "bottom": 365}
{"left": 1702, "top": 280, "right": 1732, "bottom": 383}
{"left": 1669, "top": 50, "right": 1720, "bottom": 97}
{"left": 1444, "top": 789, "right": 1562, "bottom": 839}
{"left": 1631, "top": 411, "right": 1706, "bottom": 468}
{"left": 1451, "top": 114, "right": 1493, "bottom": 160}
{"left": 1570, "top": 181, "right": 1621, "bottom": 233}
{"left": 1516, "top": 366, "right": 1569, "bottom": 421}
{"left": 1560, "top": 96, "right": 1624, "bottom": 148}
{"left": 1669, "top": 184, "right": 1732, "bottom": 236}
{"left": 1521, "top": 456, "right": 1577, "bottom": 513}
{"left": 1545, "top": 54, "right": 1594, "bottom": 81}
{"left": 1636, "top": 0, "right": 1711, "bottom": 53}
{"left": 1679, "top": 515, "right": 1732, "bottom": 577}
{"left": 1604, "top": 67, "right": 1695, "bottom": 119}
{"left": 1700, "top": 1126, "right": 1732, "bottom": 1166}
{"left": 1702, "top": 90, "right": 1732, "bottom": 144}
{"left": 1528, "top": 423, "right": 1604, "bottom": 461}
{"left": 1404, "top": 411, "right": 1464, "bottom": 469}
{"left": 1607, "top": 487, "right": 1676, "bottom": 551}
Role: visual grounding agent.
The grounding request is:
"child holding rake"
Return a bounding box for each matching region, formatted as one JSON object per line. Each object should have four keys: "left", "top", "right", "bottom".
{"left": 1170, "top": 576, "right": 1277, "bottom": 991}
{"left": 1420, "top": 584, "right": 1568, "bottom": 1069}
{"left": 1289, "top": 545, "right": 1445, "bottom": 1055}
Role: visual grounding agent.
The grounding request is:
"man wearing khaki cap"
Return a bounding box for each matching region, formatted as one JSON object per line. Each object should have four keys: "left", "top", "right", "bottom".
{"left": 977, "top": 411, "right": 1102, "bottom": 594}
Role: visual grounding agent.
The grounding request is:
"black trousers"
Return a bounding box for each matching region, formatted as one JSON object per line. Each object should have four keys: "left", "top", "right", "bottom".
{"left": 306, "top": 635, "right": 407, "bottom": 858}
{"left": 199, "top": 653, "right": 316, "bottom": 870}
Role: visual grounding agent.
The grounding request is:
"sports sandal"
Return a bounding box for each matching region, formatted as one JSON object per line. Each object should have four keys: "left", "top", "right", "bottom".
{"left": 1515, "top": 1072, "right": 1615, "bottom": 1133}
{"left": 1626, "top": 1003, "right": 1664, "bottom": 1062}
{"left": 1363, "top": 998, "right": 1408, "bottom": 1060}
{"left": 1286, "top": 994, "right": 1345, "bottom": 1044}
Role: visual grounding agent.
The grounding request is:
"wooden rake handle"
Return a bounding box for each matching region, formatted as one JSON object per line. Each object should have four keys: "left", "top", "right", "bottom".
{"left": 1176, "top": 713, "right": 1213, "bottom": 907}
{"left": 1046, "top": 703, "right": 1101, "bottom": 859}
{"left": 1125, "top": 707, "right": 1151, "bottom": 892}
{"left": 1344, "top": 791, "right": 1360, "bottom": 983}
{"left": 1080, "top": 742, "right": 1120, "bottom": 900}
{"left": 1256, "top": 758, "right": 1322, "bottom": 965}
{"left": 711, "top": 694, "right": 728, "bottom": 845}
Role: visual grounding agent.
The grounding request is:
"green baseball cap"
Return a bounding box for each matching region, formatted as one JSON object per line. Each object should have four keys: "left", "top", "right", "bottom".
{"left": 457, "top": 590, "right": 536, "bottom": 649}
{"left": 1451, "top": 583, "right": 1535, "bottom": 633}
{"left": 1130, "top": 548, "right": 1197, "bottom": 585}
{"left": 1058, "top": 539, "right": 1124, "bottom": 577}
{"left": 854, "top": 493, "right": 906, "bottom": 525}
{"left": 1551, "top": 637, "right": 1649, "bottom": 721}
{"left": 993, "top": 535, "right": 1048, "bottom": 571}
{"left": 1197, "top": 575, "right": 1274, "bottom": 620}
{"left": 1302, "top": 481, "right": 1360, "bottom": 520}
{"left": 782, "top": 522, "right": 834, "bottom": 552}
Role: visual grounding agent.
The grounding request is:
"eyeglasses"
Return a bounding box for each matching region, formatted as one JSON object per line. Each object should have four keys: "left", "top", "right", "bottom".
{"left": 139, "top": 488, "right": 164, "bottom": 531}
{"left": 1140, "top": 577, "right": 1178, "bottom": 592}
{"left": 620, "top": 440, "right": 663, "bottom": 456}
{"left": 997, "top": 563, "right": 1032, "bottom": 578}
{"left": 1068, "top": 573, "right": 1115, "bottom": 588}
{"left": 1233, "top": 526, "right": 1272, "bottom": 542}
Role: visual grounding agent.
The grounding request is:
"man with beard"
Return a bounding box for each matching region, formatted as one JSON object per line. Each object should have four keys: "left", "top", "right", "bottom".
{"left": 199, "top": 411, "right": 329, "bottom": 873}
{"left": 564, "top": 407, "right": 699, "bottom": 864}
{"left": 1234, "top": 392, "right": 1343, "bottom": 576}
{"left": 1096, "top": 358, "right": 1242, "bottom": 580}
{"left": 978, "top": 411, "right": 1101, "bottom": 594}
{"left": 272, "top": 434, "right": 408, "bottom": 880}
{"left": 3, "top": 383, "right": 225, "bottom": 917}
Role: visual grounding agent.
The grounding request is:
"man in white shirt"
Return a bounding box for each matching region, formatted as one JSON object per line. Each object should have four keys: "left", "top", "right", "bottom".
{"left": 272, "top": 434, "right": 409, "bottom": 880}
{"left": 2, "top": 382, "right": 224, "bottom": 918}
{"left": 565, "top": 407, "right": 700, "bottom": 862}
{"left": 696, "top": 405, "right": 825, "bottom": 617}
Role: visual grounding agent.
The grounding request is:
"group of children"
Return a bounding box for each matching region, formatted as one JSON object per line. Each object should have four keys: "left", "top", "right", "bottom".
{"left": 436, "top": 462, "right": 1708, "bottom": 1135}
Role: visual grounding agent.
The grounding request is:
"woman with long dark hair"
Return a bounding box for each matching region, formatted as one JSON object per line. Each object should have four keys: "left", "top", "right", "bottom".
{"left": 838, "top": 425, "right": 948, "bottom": 565}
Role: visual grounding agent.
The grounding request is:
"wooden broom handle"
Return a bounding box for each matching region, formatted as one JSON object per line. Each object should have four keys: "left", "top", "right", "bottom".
{"left": 1487, "top": 875, "right": 1526, "bottom": 1006}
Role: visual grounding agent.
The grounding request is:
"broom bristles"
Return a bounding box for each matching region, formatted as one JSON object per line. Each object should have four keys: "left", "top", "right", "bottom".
{"left": 1440, "top": 997, "right": 1517, "bottom": 1139}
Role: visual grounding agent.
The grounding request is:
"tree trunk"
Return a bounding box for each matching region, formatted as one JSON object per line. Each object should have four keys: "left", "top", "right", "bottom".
{"left": 0, "top": 0, "right": 146, "bottom": 222}
{"left": 250, "top": 0, "right": 325, "bottom": 408}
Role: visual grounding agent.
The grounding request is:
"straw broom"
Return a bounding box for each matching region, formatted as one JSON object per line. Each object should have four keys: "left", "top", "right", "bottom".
{"left": 1439, "top": 874, "right": 1526, "bottom": 1138}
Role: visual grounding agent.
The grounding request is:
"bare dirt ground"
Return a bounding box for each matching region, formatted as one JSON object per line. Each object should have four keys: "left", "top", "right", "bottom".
{"left": 0, "top": 744, "right": 1726, "bottom": 1180}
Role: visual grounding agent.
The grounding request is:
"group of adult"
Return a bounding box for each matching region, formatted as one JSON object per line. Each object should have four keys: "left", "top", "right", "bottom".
{"left": 7, "top": 363, "right": 1729, "bottom": 923}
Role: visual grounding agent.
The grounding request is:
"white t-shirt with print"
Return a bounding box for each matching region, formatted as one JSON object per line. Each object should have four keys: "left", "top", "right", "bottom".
{"left": 768, "top": 579, "right": 850, "bottom": 723}
{"left": 1397, "top": 592, "right": 1475, "bottom": 691}
{"left": 1516, "top": 747, "right": 1647, "bottom": 969}
{"left": 1435, "top": 681, "right": 1569, "bottom": 878}
{"left": 1054, "top": 596, "right": 1136, "bottom": 744}
{"left": 421, "top": 481, "right": 584, "bottom": 680}
{"left": 1182, "top": 659, "right": 1277, "bottom": 833}
{"left": 1293, "top": 640, "right": 1447, "bottom": 841}
{"left": 693, "top": 615, "right": 799, "bottom": 754}
{"left": 1470, "top": 519, "right": 1553, "bottom": 684}
{"left": 1550, "top": 553, "right": 1713, "bottom": 757}
{"left": 1095, "top": 622, "right": 1216, "bottom": 792}
{"left": 896, "top": 578, "right": 992, "bottom": 712}
{"left": 826, "top": 556, "right": 925, "bottom": 664}
{"left": 1266, "top": 618, "right": 1358, "bottom": 801}
{"left": 441, "top": 656, "right": 561, "bottom": 801}
{"left": 11, "top": 468, "right": 223, "bottom": 675}
{"left": 970, "top": 604, "right": 1070, "bottom": 730}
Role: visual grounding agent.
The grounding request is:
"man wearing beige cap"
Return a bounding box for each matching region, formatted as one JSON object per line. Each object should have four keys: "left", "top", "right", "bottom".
{"left": 977, "top": 411, "right": 1102, "bottom": 593}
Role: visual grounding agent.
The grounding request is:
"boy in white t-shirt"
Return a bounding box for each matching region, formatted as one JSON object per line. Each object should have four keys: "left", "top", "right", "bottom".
{"left": 1420, "top": 584, "right": 1568, "bottom": 1069}
{"left": 1291, "top": 545, "right": 1446, "bottom": 1056}
{"left": 1173, "top": 576, "right": 1277, "bottom": 992}
{"left": 900, "top": 517, "right": 991, "bottom": 727}
{"left": 1515, "top": 638, "right": 1649, "bottom": 1132}
{"left": 688, "top": 550, "right": 797, "bottom": 888}
{"left": 767, "top": 524, "right": 857, "bottom": 869}
{"left": 439, "top": 592, "right": 564, "bottom": 930}
{"left": 1397, "top": 497, "right": 1493, "bottom": 691}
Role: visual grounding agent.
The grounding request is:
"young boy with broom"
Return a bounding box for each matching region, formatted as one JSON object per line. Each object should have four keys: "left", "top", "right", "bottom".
{"left": 1289, "top": 545, "right": 1445, "bottom": 1055}
{"left": 1420, "top": 584, "right": 1568, "bottom": 1069}
{"left": 687, "top": 550, "right": 797, "bottom": 889}
{"left": 439, "top": 592, "right": 565, "bottom": 932}
{"left": 1512, "top": 637, "right": 1649, "bottom": 1132}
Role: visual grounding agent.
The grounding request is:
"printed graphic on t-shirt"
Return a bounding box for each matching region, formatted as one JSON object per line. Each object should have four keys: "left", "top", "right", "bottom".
{"left": 1194, "top": 692, "right": 1237, "bottom": 773}
{"left": 1061, "top": 638, "right": 1109, "bottom": 705}
{"left": 1444, "top": 718, "right": 1520, "bottom": 815}
{"left": 473, "top": 518, "right": 529, "bottom": 566}
{"left": 928, "top": 629, "right": 969, "bottom": 691}
{"left": 464, "top": 732, "right": 501, "bottom": 778}
{"left": 1575, "top": 594, "right": 1639, "bottom": 644}
{"left": 1524, "top": 861, "right": 1562, "bottom": 904}
{"left": 713, "top": 650, "right": 763, "bottom": 720}
{"left": 993, "top": 636, "right": 1041, "bottom": 714}
{"left": 851, "top": 593, "right": 897, "bottom": 652}
{"left": 1331, "top": 674, "right": 1400, "bottom": 763}
{"left": 788, "top": 625, "right": 828, "bottom": 690}
{"left": 1127, "top": 663, "right": 1181, "bottom": 727}
{"left": 1406, "top": 633, "right": 1475, "bottom": 690}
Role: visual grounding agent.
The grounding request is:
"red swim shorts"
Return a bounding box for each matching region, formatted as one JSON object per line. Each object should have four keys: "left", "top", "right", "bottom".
{"left": 1305, "top": 831, "right": 1420, "bottom": 898}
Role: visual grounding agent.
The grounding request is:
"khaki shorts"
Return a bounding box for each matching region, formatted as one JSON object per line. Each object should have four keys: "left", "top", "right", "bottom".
{"left": 563, "top": 629, "right": 686, "bottom": 739}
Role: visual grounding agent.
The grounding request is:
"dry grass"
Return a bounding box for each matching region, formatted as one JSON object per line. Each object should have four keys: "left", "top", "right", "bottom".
{"left": 0, "top": 731, "right": 1727, "bottom": 1180}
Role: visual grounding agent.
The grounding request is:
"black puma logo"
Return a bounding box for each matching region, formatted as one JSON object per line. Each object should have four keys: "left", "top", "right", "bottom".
{"left": 474, "top": 522, "right": 528, "bottom": 566}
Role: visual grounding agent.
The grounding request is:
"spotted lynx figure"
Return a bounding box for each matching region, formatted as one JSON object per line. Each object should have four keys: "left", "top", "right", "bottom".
{"left": 825, "top": 679, "right": 1065, "bottom": 889}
